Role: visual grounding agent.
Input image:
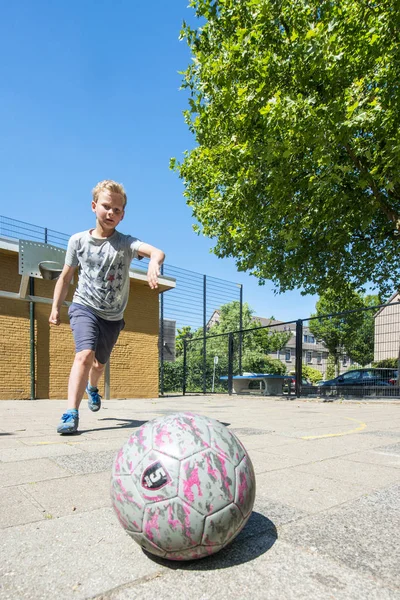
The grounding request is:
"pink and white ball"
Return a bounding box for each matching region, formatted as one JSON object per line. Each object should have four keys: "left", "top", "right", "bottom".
{"left": 110, "top": 412, "right": 256, "bottom": 560}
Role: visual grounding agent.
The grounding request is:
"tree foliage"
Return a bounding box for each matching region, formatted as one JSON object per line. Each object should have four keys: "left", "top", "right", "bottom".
{"left": 345, "top": 294, "right": 380, "bottom": 366}
{"left": 163, "top": 300, "right": 290, "bottom": 392}
{"left": 302, "top": 364, "right": 323, "bottom": 384}
{"left": 308, "top": 286, "right": 379, "bottom": 373}
{"left": 173, "top": 0, "right": 400, "bottom": 296}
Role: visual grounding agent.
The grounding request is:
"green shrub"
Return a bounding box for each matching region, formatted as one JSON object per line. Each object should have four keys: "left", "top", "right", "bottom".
{"left": 326, "top": 355, "right": 336, "bottom": 379}
{"left": 372, "top": 358, "right": 398, "bottom": 369}
{"left": 302, "top": 365, "right": 323, "bottom": 384}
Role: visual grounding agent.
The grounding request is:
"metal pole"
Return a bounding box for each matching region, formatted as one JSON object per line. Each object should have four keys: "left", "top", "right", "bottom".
{"left": 203, "top": 274, "right": 207, "bottom": 394}
{"left": 228, "top": 333, "right": 234, "bottom": 395}
{"left": 239, "top": 284, "right": 243, "bottom": 375}
{"left": 295, "top": 319, "right": 303, "bottom": 398}
{"left": 183, "top": 339, "right": 187, "bottom": 396}
{"left": 44, "top": 228, "right": 48, "bottom": 244}
{"left": 29, "top": 277, "right": 35, "bottom": 400}
{"left": 160, "top": 264, "right": 164, "bottom": 396}
{"left": 104, "top": 360, "right": 110, "bottom": 400}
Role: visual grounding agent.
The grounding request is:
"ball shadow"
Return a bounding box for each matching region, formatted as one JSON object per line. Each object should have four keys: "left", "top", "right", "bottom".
{"left": 144, "top": 511, "right": 277, "bottom": 570}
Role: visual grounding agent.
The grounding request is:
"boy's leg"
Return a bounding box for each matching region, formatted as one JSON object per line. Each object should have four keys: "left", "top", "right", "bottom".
{"left": 88, "top": 358, "right": 106, "bottom": 390}
{"left": 67, "top": 349, "right": 96, "bottom": 410}
{"left": 86, "top": 359, "right": 105, "bottom": 412}
{"left": 58, "top": 305, "right": 99, "bottom": 434}
{"left": 86, "top": 317, "right": 124, "bottom": 412}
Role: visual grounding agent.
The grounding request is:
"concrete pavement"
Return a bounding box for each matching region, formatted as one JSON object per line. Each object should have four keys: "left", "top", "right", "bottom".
{"left": 0, "top": 395, "right": 400, "bottom": 600}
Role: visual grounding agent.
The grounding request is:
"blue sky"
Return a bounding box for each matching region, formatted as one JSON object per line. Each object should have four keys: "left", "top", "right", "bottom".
{"left": 0, "top": 0, "right": 318, "bottom": 321}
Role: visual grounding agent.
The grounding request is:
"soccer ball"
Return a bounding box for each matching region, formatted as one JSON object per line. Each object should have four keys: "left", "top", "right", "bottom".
{"left": 110, "top": 412, "right": 256, "bottom": 560}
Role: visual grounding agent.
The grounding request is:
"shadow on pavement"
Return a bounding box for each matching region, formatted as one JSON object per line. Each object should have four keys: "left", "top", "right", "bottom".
{"left": 77, "top": 418, "right": 148, "bottom": 434}
{"left": 145, "top": 511, "right": 277, "bottom": 570}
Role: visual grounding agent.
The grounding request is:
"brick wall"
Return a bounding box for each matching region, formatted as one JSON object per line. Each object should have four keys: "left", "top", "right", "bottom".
{"left": 0, "top": 248, "right": 160, "bottom": 399}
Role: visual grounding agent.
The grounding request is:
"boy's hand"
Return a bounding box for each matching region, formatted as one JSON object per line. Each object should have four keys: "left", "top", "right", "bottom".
{"left": 147, "top": 260, "right": 160, "bottom": 289}
{"left": 49, "top": 308, "right": 60, "bottom": 326}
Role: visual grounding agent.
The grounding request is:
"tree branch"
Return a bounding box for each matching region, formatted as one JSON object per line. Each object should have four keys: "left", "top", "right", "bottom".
{"left": 344, "top": 143, "right": 400, "bottom": 231}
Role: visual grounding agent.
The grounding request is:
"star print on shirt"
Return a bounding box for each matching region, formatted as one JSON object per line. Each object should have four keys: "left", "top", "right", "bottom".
{"left": 108, "top": 274, "right": 115, "bottom": 283}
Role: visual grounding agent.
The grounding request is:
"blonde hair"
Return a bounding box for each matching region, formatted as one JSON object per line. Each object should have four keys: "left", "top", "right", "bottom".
{"left": 92, "top": 180, "right": 127, "bottom": 207}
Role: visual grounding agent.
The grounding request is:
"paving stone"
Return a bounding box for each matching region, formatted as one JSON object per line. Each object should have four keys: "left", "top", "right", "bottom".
{"left": 51, "top": 450, "right": 117, "bottom": 475}
{"left": 255, "top": 468, "right": 366, "bottom": 513}
{"left": 290, "top": 457, "right": 400, "bottom": 490}
{"left": 280, "top": 484, "right": 400, "bottom": 588}
{"left": 92, "top": 538, "right": 399, "bottom": 600}
{"left": 0, "top": 487, "right": 45, "bottom": 528}
{"left": 19, "top": 471, "right": 112, "bottom": 518}
{"left": 0, "top": 458, "right": 70, "bottom": 487}
{"left": 0, "top": 443, "right": 83, "bottom": 463}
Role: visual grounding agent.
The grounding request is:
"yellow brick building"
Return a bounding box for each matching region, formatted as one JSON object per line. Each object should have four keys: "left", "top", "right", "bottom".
{"left": 0, "top": 237, "right": 175, "bottom": 400}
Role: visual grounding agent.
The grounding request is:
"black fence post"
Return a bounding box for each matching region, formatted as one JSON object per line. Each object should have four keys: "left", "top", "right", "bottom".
{"left": 182, "top": 339, "right": 187, "bottom": 396}
{"left": 239, "top": 284, "right": 243, "bottom": 375}
{"left": 228, "top": 332, "right": 234, "bottom": 395}
{"left": 203, "top": 274, "right": 207, "bottom": 394}
{"left": 159, "top": 264, "right": 164, "bottom": 396}
{"left": 29, "top": 277, "right": 35, "bottom": 400}
{"left": 295, "top": 319, "right": 303, "bottom": 398}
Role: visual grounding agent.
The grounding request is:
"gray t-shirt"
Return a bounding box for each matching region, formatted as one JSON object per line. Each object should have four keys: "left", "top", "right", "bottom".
{"left": 65, "top": 230, "right": 143, "bottom": 321}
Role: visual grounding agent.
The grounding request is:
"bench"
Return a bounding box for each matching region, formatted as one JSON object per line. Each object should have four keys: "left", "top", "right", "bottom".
{"left": 220, "top": 373, "right": 292, "bottom": 396}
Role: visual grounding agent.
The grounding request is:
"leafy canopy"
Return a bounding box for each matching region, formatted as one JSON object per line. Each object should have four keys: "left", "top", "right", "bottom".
{"left": 308, "top": 286, "right": 379, "bottom": 370}
{"left": 173, "top": 0, "right": 400, "bottom": 296}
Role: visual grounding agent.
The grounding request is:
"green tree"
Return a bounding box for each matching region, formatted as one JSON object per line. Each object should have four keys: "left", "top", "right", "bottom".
{"left": 176, "top": 325, "right": 193, "bottom": 358}
{"left": 302, "top": 365, "right": 323, "bottom": 384}
{"left": 206, "top": 301, "right": 291, "bottom": 367}
{"left": 163, "top": 300, "right": 291, "bottom": 392}
{"left": 173, "top": 0, "right": 400, "bottom": 297}
{"left": 326, "top": 355, "right": 336, "bottom": 380}
{"left": 309, "top": 287, "right": 379, "bottom": 374}
{"left": 345, "top": 294, "right": 380, "bottom": 366}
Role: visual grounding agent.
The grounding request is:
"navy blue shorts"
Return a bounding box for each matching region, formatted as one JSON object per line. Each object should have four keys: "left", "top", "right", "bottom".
{"left": 68, "top": 303, "right": 124, "bottom": 365}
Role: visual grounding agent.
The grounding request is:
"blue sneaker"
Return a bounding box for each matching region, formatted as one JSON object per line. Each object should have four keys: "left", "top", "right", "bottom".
{"left": 86, "top": 384, "right": 102, "bottom": 412}
{"left": 57, "top": 411, "right": 79, "bottom": 434}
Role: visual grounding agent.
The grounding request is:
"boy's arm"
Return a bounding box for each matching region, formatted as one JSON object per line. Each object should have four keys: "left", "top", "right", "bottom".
{"left": 49, "top": 264, "right": 76, "bottom": 325}
{"left": 137, "top": 243, "right": 165, "bottom": 290}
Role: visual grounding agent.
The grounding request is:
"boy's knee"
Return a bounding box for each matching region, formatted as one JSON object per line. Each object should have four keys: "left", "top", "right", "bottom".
{"left": 75, "top": 349, "right": 95, "bottom": 367}
{"left": 92, "top": 359, "right": 105, "bottom": 374}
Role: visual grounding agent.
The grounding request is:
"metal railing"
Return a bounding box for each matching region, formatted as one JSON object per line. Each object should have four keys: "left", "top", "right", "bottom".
{"left": 0, "top": 215, "right": 243, "bottom": 395}
{"left": 180, "top": 301, "right": 400, "bottom": 400}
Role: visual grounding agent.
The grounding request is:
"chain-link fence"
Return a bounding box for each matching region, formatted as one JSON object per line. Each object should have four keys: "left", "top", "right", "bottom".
{"left": 0, "top": 215, "right": 243, "bottom": 396}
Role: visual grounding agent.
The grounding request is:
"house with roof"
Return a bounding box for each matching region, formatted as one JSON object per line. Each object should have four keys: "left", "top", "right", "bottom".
{"left": 206, "top": 310, "right": 354, "bottom": 378}
{"left": 374, "top": 291, "right": 400, "bottom": 362}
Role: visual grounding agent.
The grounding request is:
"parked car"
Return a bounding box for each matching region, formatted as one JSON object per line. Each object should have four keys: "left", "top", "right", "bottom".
{"left": 389, "top": 370, "right": 398, "bottom": 385}
{"left": 319, "top": 368, "right": 397, "bottom": 388}
{"left": 283, "top": 376, "right": 311, "bottom": 393}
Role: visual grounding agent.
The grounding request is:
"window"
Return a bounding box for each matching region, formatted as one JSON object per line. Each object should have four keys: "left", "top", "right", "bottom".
{"left": 285, "top": 348, "right": 291, "bottom": 361}
{"left": 317, "top": 352, "right": 322, "bottom": 364}
{"left": 342, "top": 370, "right": 360, "bottom": 380}
{"left": 306, "top": 351, "right": 312, "bottom": 363}
{"left": 303, "top": 334, "right": 315, "bottom": 344}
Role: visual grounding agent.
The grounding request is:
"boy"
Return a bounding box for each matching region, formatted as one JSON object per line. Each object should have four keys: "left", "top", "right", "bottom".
{"left": 49, "top": 180, "right": 165, "bottom": 434}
